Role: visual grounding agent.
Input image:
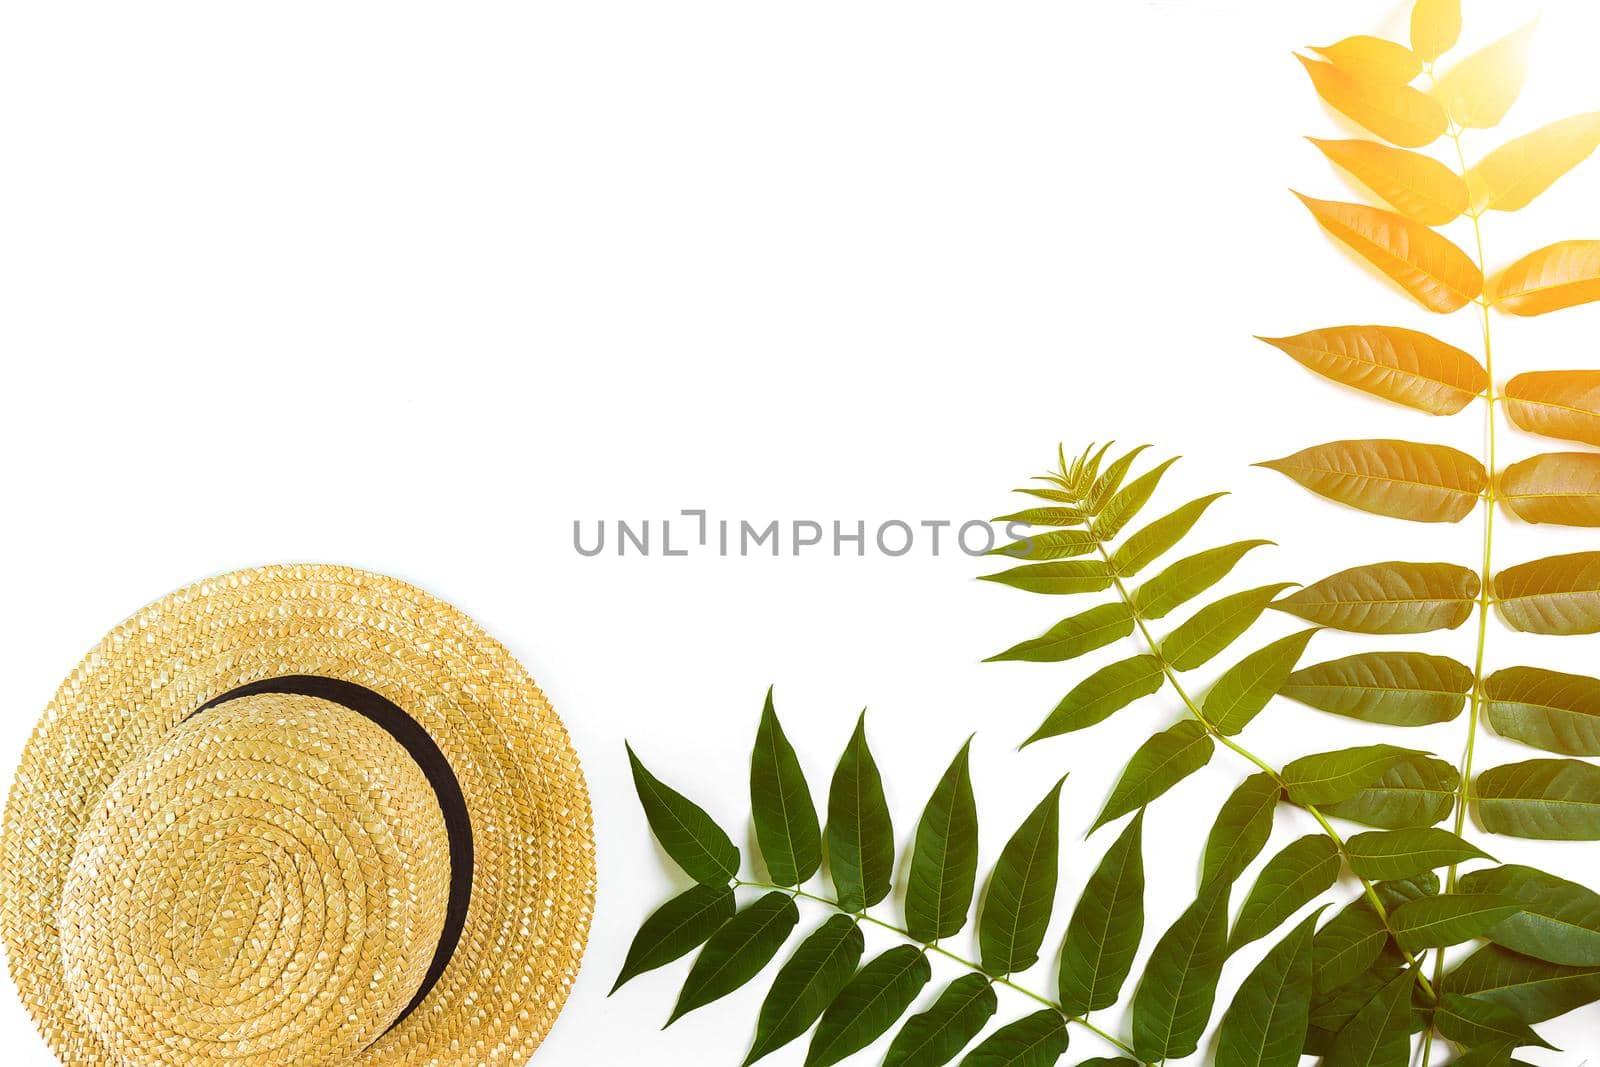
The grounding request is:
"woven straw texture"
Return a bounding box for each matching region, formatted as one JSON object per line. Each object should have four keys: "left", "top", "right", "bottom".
{"left": 1, "top": 564, "right": 596, "bottom": 1067}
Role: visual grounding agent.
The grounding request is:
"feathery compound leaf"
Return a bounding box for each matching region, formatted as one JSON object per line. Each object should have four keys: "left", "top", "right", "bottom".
{"left": 669, "top": 892, "right": 801, "bottom": 1025}
{"left": 1111, "top": 493, "right": 1227, "bottom": 577}
{"left": 1346, "top": 827, "right": 1491, "bottom": 881}
{"left": 1498, "top": 451, "right": 1600, "bottom": 527}
{"left": 1202, "top": 772, "right": 1281, "bottom": 888}
{"left": 826, "top": 713, "right": 895, "bottom": 911}
{"left": 744, "top": 916, "right": 865, "bottom": 1065}
{"left": 1492, "top": 240, "right": 1600, "bottom": 315}
{"left": 958, "top": 1009, "right": 1068, "bottom": 1067}
{"left": 1281, "top": 744, "right": 1419, "bottom": 806}
{"left": 1459, "top": 864, "right": 1600, "bottom": 966}
{"left": 1410, "top": 0, "right": 1460, "bottom": 61}
{"left": 1297, "top": 55, "right": 1446, "bottom": 148}
{"left": 752, "top": 690, "right": 822, "bottom": 887}
{"left": 1257, "top": 439, "right": 1486, "bottom": 523}
{"left": 1312, "top": 37, "right": 1420, "bottom": 84}
{"left": 883, "top": 974, "right": 997, "bottom": 1067}
{"left": 1469, "top": 112, "right": 1600, "bottom": 212}
{"left": 1024, "top": 655, "right": 1165, "bottom": 745}
{"left": 1216, "top": 909, "right": 1321, "bottom": 1067}
{"left": 1294, "top": 193, "right": 1481, "bottom": 312}
{"left": 1164, "top": 583, "right": 1297, "bottom": 672}
{"left": 1436, "top": 993, "right": 1555, "bottom": 1051}
{"left": 1475, "top": 758, "right": 1600, "bottom": 840}
{"left": 1433, "top": 22, "right": 1537, "bottom": 129}
{"left": 1484, "top": 666, "right": 1600, "bottom": 756}
{"left": 1059, "top": 809, "right": 1146, "bottom": 1016}
{"left": 1319, "top": 751, "right": 1459, "bottom": 829}
{"left": 1132, "top": 878, "right": 1232, "bottom": 1061}
{"left": 986, "top": 603, "right": 1133, "bottom": 663}
{"left": 613, "top": 884, "right": 736, "bottom": 994}
{"left": 1204, "top": 628, "right": 1320, "bottom": 735}
{"left": 1309, "top": 138, "right": 1466, "bottom": 224}
{"left": 1493, "top": 551, "right": 1600, "bottom": 635}
{"left": 1274, "top": 560, "right": 1479, "bottom": 633}
{"left": 1092, "top": 721, "right": 1213, "bottom": 833}
{"left": 1086, "top": 444, "right": 1153, "bottom": 515}
{"left": 1229, "top": 836, "right": 1340, "bottom": 953}
{"left": 1448, "top": 943, "right": 1600, "bottom": 1021}
{"left": 1282, "top": 650, "right": 1472, "bottom": 726}
{"left": 1313, "top": 903, "right": 1389, "bottom": 995}
{"left": 1502, "top": 370, "right": 1600, "bottom": 447}
{"left": 1324, "top": 968, "right": 1417, "bottom": 1067}
{"left": 627, "top": 743, "right": 741, "bottom": 885}
{"left": 1256, "top": 325, "right": 1485, "bottom": 414}
{"left": 906, "top": 739, "right": 980, "bottom": 943}
{"left": 979, "top": 560, "right": 1112, "bottom": 596}
{"left": 1391, "top": 894, "right": 1523, "bottom": 951}
{"left": 1135, "top": 540, "right": 1273, "bottom": 620}
{"left": 805, "top": 946, "right": 932, "bottom": 1067}
{"left": 1095, "top": 456, "right": 1179, "bottom": 540}
{"left": 980, "top": 777, "right": 1066, "bottom": 976}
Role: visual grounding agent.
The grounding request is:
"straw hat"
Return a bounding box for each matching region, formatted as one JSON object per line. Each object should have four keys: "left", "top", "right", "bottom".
{"left": 0, "top": 564, "right": 595, "bottom": 1067}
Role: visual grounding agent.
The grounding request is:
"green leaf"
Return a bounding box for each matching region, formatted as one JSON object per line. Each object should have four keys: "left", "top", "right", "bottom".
{"left": 1281, "top": 651, "right": 1473, "bottom": 726}
{"left": 1229, "top": 836, "right": 1341, "bottom": 953}
{"left": 1309, "top": 951, "right": 1405, "bottom": 1039}
{"left": 806, "top": 945, "right": 933, "bottom": 1067}
{"left": 744, "top": 916, "right": 865, "bottom": 1065}
{"left": 1475, "top": 758, "right": 1600, "bottom": 840}
{"left": 1095, "top": 456, "right": 1179, "bottom": 540}
{"left": 1493, "top": 551, "right": 1600, "bottom": 635}
{"left": 1111, "top": 493, "right": 1228, "bottom": 577}
{"left": 1073, "top": 1061, "right": 1140, "bottom": 1067}
{"left": 906, "top": 739, "right": 980, "bottom": 943}
{"left": 1202, "top": 772, "right": 1281, "bottom": 888}
{"left": 1435, "top": 993, "right": 1556, "bottom": 1051}
{"left": 669, "top": 891, "right": 801, "bottom": 1025}
{"left": 1134, "top": 540, "right": 1275, "bottom": 619}
{"left": 1204, "top": 628, "right": 1320, "bottom": 735}
{"left": 752, "top": 689, "right": 822, "bottom": 887}
{"left": 981, "top": 777, "right": 1066, "bottom": 976}
{"left": 1444, "top": 1042, "right": 1517, "bottom": 1067}
{"left": 958, "top": 1009, "right": 1069, "bottom": 1067}
{"left": 1132, "top": 878, "right": 1232, "bottom": 1061}
{"left": 1483, "top": 666, "right": 1600, "bottom": 755}
{"left": 883, "top": 974, "right": 998, "bottom": 1067}
{"left": 1086, "top": 444, "right": 1152, "bottom": 515}
{"left": 628, "top": 742, "right": 741, "bottom": 886}
{"left": 1215, "top": 909, "right": 1321, "bottom": 1067}
{"left": 1281, "top": 744, "right": 1418, "bottom": 806}
{"left": 612, "top": 884, "right": 736, "bottom": 994}
{"left": 1459, "top": 864, "right": 1600, "bottom": 966}
{"left": 979, "top": 560, "right": 1113, "bottom": 596}
{"left": 1391, "top": 894, "right": 1523, "bottom": 951}
{"left": 1024, "top": 655, "right": 1165, "bottom": 745}
{"left": 996, "top": 505, "right": 1086, "bottom": 526}
{"left": 1059, "top": 809, "right": 1146, "bottom": 1015}
{"left": 1163, "top": 583, "right": 1298, "bottom": 672}
{"left": 1371, "top": 871, "right": 1441, "bottom": 909}
{"left": 1346, "top": 827, "right": 1492, "bottom": 881}
{"left": 995, "top": 528, "right": 1100, "bottom": 561}
{"left": 1324, "top": 968, "right": 1417, "bottom": 1067}
{"left": 1313, "top": 903, "right": 1389, "bottom": 994}
{"left": 1320, "top": 751, "right": 1460, "bottom": 829}
{"left": 1447, "top": 943, "right": 1600, "bottom": 1022}
{"left": 1092, "top": 721, "right": 1214, "bottom": 833}
{"left": 1273, "top": 560, "right": 1479, "bottom": 633}
{"left": 826, "top": 713, "right": 895, "bottom": 911}
{"left": 986, "top": 603, "right": 1134, "bottom": 663}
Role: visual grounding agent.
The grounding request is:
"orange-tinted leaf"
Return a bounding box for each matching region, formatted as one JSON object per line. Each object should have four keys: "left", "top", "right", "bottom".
{"left": 1494, "top": 551, "right": 1600, "bottom": 635}
{"left": 1503, "top": 370, "right": 1600, "bottom": 447}
{"left": 1411, "top": 0, "right": 1462, "bottom": 63}
{"left": 1433, "top": 22, "right": 1537, "bottom": 129}
{"left": 1468, "top": 113, "right": 1600, "bottom": 213}
{"left": 1492, "top": 241, "right": 1600, "bottom": 316}
{"left": 1312, "top": 37, "right": 1422, "bottom": 84}
{"left": 1274, "top": 561, "right": 1479, "bottom": 634}
{"left": 1257, "top": 326, "right": 1484, "bottom": 414}
{"left": 1297, "top": 55, "right": 1447, "bottom": 148}
{"left": 1296, "top": 194, "right": 1480, "bottom": 312}
{"left": 1500, "top": 452, "right": 1600, "bottom": 527}
{"left": 1309, "top": 138, "right": 1467, "bottom": 225}
{"left": 1258, "top": 439, "right": 1485, "bottom": 522}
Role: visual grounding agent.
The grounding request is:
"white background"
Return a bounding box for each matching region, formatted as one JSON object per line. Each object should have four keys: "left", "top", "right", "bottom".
{"left": 2, "top": 1, "right": 1598, "bottom": 1063}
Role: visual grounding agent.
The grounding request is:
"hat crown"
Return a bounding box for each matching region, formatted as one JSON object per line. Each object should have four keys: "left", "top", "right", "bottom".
{"left": 56, "top": 693, "right": 450, "bottom": 1067}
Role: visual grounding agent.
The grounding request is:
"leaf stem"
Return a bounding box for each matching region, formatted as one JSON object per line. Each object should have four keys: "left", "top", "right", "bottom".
{"left": 732, "top": 878, "right": 1147, "bottom": 1062}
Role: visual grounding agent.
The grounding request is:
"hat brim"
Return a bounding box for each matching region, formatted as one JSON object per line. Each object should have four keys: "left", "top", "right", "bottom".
{"left": 1, "top": 564, "right": 595, "bottom": 1066}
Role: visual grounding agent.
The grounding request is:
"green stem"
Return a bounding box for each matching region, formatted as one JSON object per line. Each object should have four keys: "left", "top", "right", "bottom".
{"left": 732, "top": 879, "right": 1146, "bottom": 1062}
